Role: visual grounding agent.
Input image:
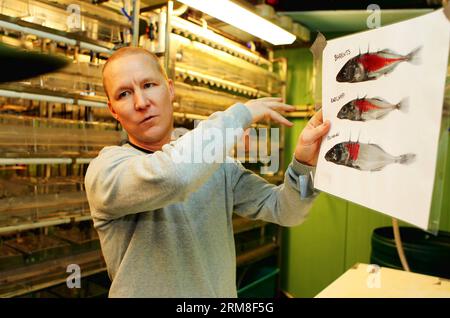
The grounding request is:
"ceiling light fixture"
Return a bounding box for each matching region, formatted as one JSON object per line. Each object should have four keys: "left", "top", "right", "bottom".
{"left": 177, "top": 0, "right": 296, "bottom": 45}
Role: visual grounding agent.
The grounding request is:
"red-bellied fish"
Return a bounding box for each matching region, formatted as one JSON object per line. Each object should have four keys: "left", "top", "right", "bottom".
{"left": 337, "top": 97, "right": 408, "bottom": 121}
{"left": 325, "top": 141, "right": 415, "bottom": 171}
{"left": 336, "top": 47, "right": 422, "bottom": 83}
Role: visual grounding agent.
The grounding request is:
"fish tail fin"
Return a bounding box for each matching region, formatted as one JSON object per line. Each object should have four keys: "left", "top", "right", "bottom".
{"left": 397, "top": 153, "right": 416, "bottom": 165}
{"left": 396, "top": 97, "right": 409, "bottom": 113}
{"left": 407, "top": 46, "right": 422, "bottom": 65}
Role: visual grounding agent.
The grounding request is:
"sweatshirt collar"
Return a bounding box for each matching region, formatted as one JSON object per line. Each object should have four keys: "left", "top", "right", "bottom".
{"left": 126, "top": 141, "right": 154, "bottom": 154}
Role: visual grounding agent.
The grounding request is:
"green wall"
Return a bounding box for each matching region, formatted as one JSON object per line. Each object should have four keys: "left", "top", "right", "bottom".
{"left": 277, "top": 47, "right": 450, "bottom": 298}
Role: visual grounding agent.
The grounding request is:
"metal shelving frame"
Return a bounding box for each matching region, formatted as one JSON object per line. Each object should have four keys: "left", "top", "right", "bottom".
{"left": 0, "top": 0, "right": 289, "bottom": 297}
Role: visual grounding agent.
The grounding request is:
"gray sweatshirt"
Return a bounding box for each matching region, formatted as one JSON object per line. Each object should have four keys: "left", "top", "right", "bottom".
{"left": 85, "top": 103, "right": 317, "bottom": 298}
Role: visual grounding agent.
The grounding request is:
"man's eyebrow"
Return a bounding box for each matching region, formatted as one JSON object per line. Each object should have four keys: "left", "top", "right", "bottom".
{"left": 112, "top": 77, "right": 160, "bottom": 97}
{"left": 141, "top": 76, "right": 159, "bottom": 83}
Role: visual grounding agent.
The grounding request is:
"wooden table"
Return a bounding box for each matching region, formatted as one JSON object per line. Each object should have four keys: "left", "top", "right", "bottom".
{"left": 316, "top": 263, "right": 450, "bottom": 298}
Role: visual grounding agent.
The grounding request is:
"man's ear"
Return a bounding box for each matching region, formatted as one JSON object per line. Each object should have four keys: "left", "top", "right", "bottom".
{"left": 167, "top": 79, "right": 175, "bottom": 102}
{"left": 107, "top": 101, "right": 120, "bottom": 122}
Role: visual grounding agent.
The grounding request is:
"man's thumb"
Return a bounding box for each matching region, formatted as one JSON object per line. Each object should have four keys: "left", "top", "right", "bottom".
{"left": 303, "top": 121, "right": 330, "bottom": 144}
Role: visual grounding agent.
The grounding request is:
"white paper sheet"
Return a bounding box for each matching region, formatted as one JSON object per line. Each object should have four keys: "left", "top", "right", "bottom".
{"left": 314, "top": 9, "right": 450, "bottom": 230}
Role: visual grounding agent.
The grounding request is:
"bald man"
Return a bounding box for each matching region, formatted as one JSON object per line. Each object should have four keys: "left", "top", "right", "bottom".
{"left": 85, "top": 47, "right": 330, "bottom": 297}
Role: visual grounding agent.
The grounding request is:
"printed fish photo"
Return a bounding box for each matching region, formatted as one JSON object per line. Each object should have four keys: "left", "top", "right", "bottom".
{"left": 325, "top": 141, "right": 416, "bottom": 171}
{"left": 315, "top": 8, "right": 449, "bottom": 230}
{"left": 337, "top": 96, "right": 409, "bottom": 121}
{"left": 336, "top": 46, "right": 422, "bottom": 83}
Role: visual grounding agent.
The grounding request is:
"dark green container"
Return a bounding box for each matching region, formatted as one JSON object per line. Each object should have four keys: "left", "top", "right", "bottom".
{"left": 0, "top": 244, "right": 24, "bottom": 271}
{"left": 4, "top": 235, "right": 71, "bottom": 265}
{"left": 371, "top": 227, "right": 450, "bottom": 279}
{"left": 237, "top": 267, "right": 279, "bottom": 298}
{"left": 52, "top": 226, "right": 100, "bottom": 255}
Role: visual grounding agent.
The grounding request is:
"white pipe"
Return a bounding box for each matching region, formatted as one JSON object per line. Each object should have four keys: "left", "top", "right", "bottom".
{"left": 79, "top": 42, "right": 113, "bottom": 55}
{"left": 0, "top": 19, "right": 76, "bottom": 45}
{"left": 0, "top": 214, "right": 92, "bottom": 234}
{"left": 0, "top": 89, "right": 107, "bottom": 108}
{"left": 23, "top": 26, "right": 76, "bottom": 45}
{"left": 132, "top": 0, "right": 141, "bottom": 46}
{"left": 0, "top": 158, "right": 72, "bottom": 165}
{"left": 0, "top": 19, "right": 112, "bottom": 54}
{"left": 0, "top": 89, "right": 72, "bottom": 104}
{"left": 77, "top": 99, "right": 107, "bottom": 108}
{"left": 165, "top": 1, "right": 173, "bottom": 73}
{"left": 157, "top": 7, "right": 167, "bottom": 53}
{"left": 75, "top": 158, "right": 93, "bottom": 164}
{"left": 0, "top": 157, "right": 96, "bottom": 165}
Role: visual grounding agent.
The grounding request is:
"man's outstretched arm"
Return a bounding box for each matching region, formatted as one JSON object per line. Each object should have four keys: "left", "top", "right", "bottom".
{"left": 232, "top": 110, "right": 330, "bottom": 226}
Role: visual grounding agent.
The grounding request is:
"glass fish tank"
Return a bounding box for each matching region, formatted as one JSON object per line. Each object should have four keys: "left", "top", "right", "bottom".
{"left": 0, "top": 0, "right": 129, "bottom": 43}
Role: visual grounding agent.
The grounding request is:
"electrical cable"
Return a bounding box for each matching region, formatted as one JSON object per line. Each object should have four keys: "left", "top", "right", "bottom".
{"left": 392, "top": 218, "right": 411, "bottom": 272}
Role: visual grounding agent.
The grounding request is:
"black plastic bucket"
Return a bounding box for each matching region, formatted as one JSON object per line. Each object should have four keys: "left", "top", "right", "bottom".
{"left": 370, "top": 227, "right": 450, "bottom": 279}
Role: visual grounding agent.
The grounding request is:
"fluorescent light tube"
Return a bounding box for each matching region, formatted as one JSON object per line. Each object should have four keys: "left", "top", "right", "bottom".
{"left": 177, "top": 0, "right": 296, "bottom": 45}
